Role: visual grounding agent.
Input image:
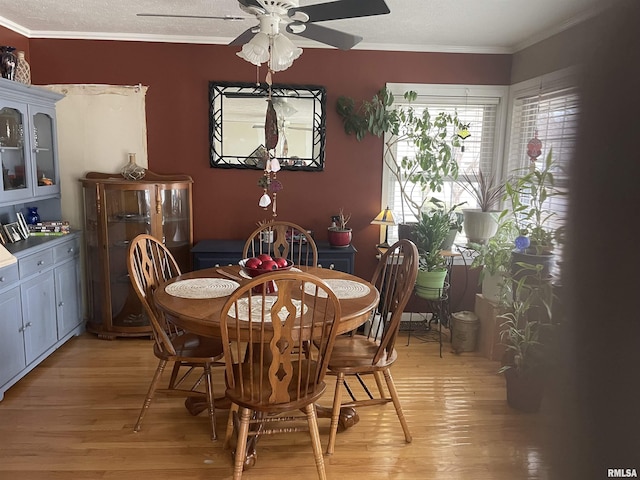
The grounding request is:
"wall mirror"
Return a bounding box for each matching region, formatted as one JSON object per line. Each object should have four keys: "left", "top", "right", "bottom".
{"left": 209, "top": 81, "right": 326, "bottom": 171}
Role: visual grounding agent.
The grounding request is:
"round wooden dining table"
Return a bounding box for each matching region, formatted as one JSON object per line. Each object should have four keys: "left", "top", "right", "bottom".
{"left": 154, "top": 265, "right": 379, "bottom": 339}
{"left": 153, "top": 264, "right": 380, "bottom": 467}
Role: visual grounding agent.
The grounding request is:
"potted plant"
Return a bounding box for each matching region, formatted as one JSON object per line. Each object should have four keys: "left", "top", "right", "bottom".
{"left": 337, "top": 87, "right": 462, "bottom": 236}
{"left": 504, "top": 150, "right": 564, "bottom": 278}
{"left": 433, "top": 198, "right": 465, "bottom": 251}
{"left": 413, "top": 206, "right": 452, "bottom": 300}
{"left": 497, "top": 265, "right": 556, "bottom": 412}
{"left": 327, "top": 208, "right": 352, "bottom": 248}
{"left": 457, "top": 168, "right": 506, "bottom": 244}
{"left": 469, "top": 218, "right": 518, "bottom": 302}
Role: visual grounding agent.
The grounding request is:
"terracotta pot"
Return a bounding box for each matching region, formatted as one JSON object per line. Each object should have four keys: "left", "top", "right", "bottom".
{"left": 327, "top": 228, "right": 352, "bottom": 248}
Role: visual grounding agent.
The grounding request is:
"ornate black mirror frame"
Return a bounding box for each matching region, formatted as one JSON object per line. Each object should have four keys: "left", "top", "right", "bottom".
{"left": 209, "top": 81, "right": 326, "bottom": 171}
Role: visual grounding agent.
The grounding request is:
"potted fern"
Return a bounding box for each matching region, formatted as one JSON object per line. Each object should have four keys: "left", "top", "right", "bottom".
{"left": 413, "top": 207, "right": 452, "bottom": 300}
{"left": 327, "top": 208, "right": 352, "bottom": 248}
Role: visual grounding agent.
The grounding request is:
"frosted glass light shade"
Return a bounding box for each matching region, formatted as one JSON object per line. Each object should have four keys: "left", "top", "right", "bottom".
{"left": 237, "top": 32, "right": 270, "bottom": 66}
{"left": 269, "top": 34, "right": 302, "bottom": 72}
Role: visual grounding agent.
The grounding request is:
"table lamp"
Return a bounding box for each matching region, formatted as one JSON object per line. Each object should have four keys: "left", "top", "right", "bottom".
{"left": 370, "top": 206, "right": 396, "bottom": 248}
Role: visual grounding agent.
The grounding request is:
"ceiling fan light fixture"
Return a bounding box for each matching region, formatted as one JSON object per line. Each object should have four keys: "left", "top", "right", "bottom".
{"left": 269, "top": 33, "right": 302, "bottom": 72}
{"left": 236, "top": 31, "right": 270, "bottom": 66}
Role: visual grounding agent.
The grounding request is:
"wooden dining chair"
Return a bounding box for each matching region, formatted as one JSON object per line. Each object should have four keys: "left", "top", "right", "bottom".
{"left": 243, "top": 220, "right": 318, "bottom": 267}
{"left": 219, "top": 271, "right": 341, "bottom": 480}
{"left": 325, "top": 238, "right": 418, "bottom": 455}
{"left": 127, "top": 234, "right": 225, "bottom": 440}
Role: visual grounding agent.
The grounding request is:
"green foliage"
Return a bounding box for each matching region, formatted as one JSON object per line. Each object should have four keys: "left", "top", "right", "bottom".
{"left": 457, "top": 168, "right": 506, "bottom": 212}
{"left": 414, "top": 204, "right": 452, "bottom": 272}
{"left": 469, "top": 218, "right": 518, "bottom": 281}
{"left": 336, "top": 87, "right": 462, "bottom": 222}
{"left": 504, "top": 150, "right": 565, "bottom": 253}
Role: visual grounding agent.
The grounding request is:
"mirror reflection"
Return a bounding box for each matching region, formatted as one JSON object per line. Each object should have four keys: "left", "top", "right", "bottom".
{"left": 209, "top": 82, "right": 326, "bottom": 171}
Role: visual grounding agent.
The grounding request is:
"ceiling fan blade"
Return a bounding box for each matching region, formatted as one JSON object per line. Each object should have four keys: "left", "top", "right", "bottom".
{"left": 229, "top": 27, "right": 258, "bottom": 46}
{"left": 289, "top": 0, "right": 390, "bottom": 23}
{"left": 238, "top": 0, "right": 263, "bottom": 8}
{"left": 137, "top": 13, "right": 248, "bottom": 20}
{"left": 288, "top": 23, "right": 362, "bottom": 50}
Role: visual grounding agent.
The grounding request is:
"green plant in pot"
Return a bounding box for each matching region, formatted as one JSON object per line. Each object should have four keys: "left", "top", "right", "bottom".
{"left": 327, "top": 208, "right": 352, "bottom": 247}
{"left": 413, "top": 206, "right": 452, "bottom": 300}
{"left": 504, "top": 150, "right": 564, "bottom": 278}
{"left": 469, "top": 218, "right": 518, "bottom": 303}
{"left": 337, "top": 87, "right": 462, "bottom": 237}
{"left": 498, "top": 265, "right": 557, "bottom": 412}
{"left": 457, "top": 168, "right": 506, "bottom": 245}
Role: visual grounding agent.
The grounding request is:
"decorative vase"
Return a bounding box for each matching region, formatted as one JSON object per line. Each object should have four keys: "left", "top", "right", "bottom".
{"left": 14, "top": 51, "right": 31, "bottom": 85}
{"left": 26, "top": 207, "right": 41, "bottom": 225}
{"left": 0, "top": 46, "right": 17, "bottom": 81}
{"left": 121, "top": 153, "right": 146, "bottom": 180}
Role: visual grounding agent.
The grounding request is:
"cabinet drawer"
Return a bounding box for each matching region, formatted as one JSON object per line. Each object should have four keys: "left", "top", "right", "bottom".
{"left": 19, "top": 250, "right": 54, "bottom": 278}
{"left": 0, "top": 263, "right": 19, "bottom": 289}
{"left": 53, "top": 238, "right": 80, "bottom": 263}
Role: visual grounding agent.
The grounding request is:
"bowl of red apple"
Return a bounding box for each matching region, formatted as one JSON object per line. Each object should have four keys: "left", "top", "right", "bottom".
{"left": 239, "top": 254, "right": 293, "bottom": 278}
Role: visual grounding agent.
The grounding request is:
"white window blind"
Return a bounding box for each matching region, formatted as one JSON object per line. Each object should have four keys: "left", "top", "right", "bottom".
{"left": 506, "top": 80, "right": 579, "bottom": 251}
{"left": 382, "top": 84, "right": 508, "bottom": 245}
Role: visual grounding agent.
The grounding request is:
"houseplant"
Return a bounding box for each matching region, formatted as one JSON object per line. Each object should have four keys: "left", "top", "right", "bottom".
{"left": 457, "top": 168, "right": 506, "bottom": 244}
{"left": 337, "top": 87, "right": 462, "bottom": 231}
{"left": 327, "top": 208, "right": 352, "bottom": 247}
{"left": 504, "top": 150, "right": 563, "bottom": 277}
{"left": 497, "top": 265, "right": 556, "bottom": 412}
{"left": 469, "top": 218, "right": 518, "bottom": 302}
{"left": 413, "top": 206, "right": 452, "bottom": 300}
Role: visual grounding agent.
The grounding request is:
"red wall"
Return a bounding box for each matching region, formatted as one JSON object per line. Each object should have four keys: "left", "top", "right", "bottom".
{"left": 1, "top": 31, "right": 511, "bottom": 284}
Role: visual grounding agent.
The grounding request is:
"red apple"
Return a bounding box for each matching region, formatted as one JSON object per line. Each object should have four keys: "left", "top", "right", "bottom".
{"left": 245, "top": 257, "right": 262, "bottom": 268}
{"left": 261, "top": 260, "right": 277, "bottom": 271}
{"left": 274, "top": 257, "right": 288, "bottom": 268}
{"left": 257, "top": 253, "right": 273, "bottom": 262}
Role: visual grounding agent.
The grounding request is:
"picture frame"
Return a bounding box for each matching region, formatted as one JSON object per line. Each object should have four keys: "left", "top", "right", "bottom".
{"left": 3, "top": 222, "right": 22, "bottom": 243}
{"left": 0, "top": 227, "right": 6, "bottom": 245}
{"left": 16, "top": 212, "right": 30, "bottom": 240}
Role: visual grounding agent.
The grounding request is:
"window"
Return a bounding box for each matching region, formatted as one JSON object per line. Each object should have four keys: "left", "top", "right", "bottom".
{"left": 505, "top": 68, "right": 579, "bottom": 261}
{"left": 381, "top": 83, "right": 509, "bottom": 244}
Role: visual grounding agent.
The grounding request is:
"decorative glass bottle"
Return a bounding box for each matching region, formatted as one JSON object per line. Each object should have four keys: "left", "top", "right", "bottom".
{"left": 14, "top": 51, "right": 31, "bottom": 85}
{"left": 26, "top": 207, "right": 41, "bottom": 225}
{"left": 120, "top": 153, "right": 146, "bottom": 180}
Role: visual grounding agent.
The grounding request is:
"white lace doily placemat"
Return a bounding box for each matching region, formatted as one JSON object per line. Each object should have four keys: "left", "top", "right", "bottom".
{"left": 166, "top": 278, "right": 240, "bottom": 299}
{"left": 239, "top": 266, "right": 302, "bottom": 279}
{"left": 303, "top": 279, "right": 371, "bottom": 299}
{"left": 229, "top": 297, "right": 306, "bottom": 323}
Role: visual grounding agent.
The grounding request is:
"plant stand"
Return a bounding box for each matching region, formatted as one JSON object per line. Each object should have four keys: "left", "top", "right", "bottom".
{"left": 406, "top": 282, "right": 450, "bottom": 358}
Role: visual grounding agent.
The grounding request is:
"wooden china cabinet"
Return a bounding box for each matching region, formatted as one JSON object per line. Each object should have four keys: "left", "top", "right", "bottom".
{"left": 80, "top": 170, "right": 193, "bottom": 339}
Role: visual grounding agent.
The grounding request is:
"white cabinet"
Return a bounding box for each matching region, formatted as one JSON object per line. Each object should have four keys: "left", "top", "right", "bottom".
{"left": 0, "top": 233, "right": 82, "bottom": 401}
{"left": 0, "top": 78, "right": 62, "bottom": 206}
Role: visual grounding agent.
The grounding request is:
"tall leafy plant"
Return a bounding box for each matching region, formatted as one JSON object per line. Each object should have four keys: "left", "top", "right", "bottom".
{"left": 337, "top": 87, "right": 462, "bottom": 223}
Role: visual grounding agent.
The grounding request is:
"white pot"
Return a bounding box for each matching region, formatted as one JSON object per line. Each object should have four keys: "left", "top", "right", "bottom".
{"left": 462, "top": 209, "right": 499, "bottom": 244}
{"left": 481, "top": 272, "right": 504, "bottom": 303}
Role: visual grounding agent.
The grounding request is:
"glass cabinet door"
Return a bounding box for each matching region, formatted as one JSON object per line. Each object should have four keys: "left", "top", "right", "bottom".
{"left": 104, "top": 185, "right": 152, "bottom": 329}
{"left": 31, "top": 108, "right": 59, "bottom": 196}
{"left": 0, "top": 104, "right": 30, "bottom": 201}
{"left": 160, "top": 184, "right": 191, "bottom": 271}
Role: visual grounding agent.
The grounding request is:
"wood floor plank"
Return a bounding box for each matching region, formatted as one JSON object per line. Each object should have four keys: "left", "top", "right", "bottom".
{"left": 0, "top": 332, "right": 553, "bottom": 479}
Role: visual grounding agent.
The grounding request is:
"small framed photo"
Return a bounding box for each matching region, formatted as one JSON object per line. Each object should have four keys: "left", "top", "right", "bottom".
{"left": 3, "top": 222, "right": 22, "bottom": 243}
{"left": 0, "top": 227, "right": 6, "bottom": 245}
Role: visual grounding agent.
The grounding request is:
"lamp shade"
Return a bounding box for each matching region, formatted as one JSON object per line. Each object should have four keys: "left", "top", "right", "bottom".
{"left": 269, "top": 34, "right": 302, "bottom": 72}
{"left": 371, "top": 207, "right": 396, "bottom": 225}
{"left": 236, "top": 32, "right": 270, "bottom": 66}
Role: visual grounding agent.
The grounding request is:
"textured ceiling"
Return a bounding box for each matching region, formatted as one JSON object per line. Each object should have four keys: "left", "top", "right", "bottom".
{"left": 0, "top": 0, "right": 606, "bottom": 54}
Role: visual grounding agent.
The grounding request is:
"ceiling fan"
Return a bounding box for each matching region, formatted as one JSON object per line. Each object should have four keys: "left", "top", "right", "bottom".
{"left": 138, "top": 0, "right": 390, "bottom": 51}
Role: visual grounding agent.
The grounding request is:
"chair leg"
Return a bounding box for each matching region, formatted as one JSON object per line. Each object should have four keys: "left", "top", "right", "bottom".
{"left": 373, "top": 370, "right": 386, "bottom": 398}
{"left": 204, "top": 363, "right": 217, "bottom": 441}
{"left": 304, "top": 403, "right": 327, "bottom": 480}
{"left": 134, "top": 359, "right": 167, "bottom": 432}
{"left": 233, "top": 408, "right": 252, "bottom": 480}
{"left": 224, "top": 403, "right": 239, "bottom": 450}
{"left": 327, "top": 372, "right": 345, "bottom": 455}
{"left": 382, "top": 368, "right": 412, "bottom": 443}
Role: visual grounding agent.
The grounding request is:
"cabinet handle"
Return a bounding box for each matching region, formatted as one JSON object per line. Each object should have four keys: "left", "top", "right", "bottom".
{"left": 37, "top": 260, "right": 44, "bottom": 266}
{"left": 18, "top": 326, "right": 25, "bottom": 333}
{"left": 58, "top": 301, "right": 64, "bottom": 307}
{"left": 329, "top": 264, "right": 335, "bottom": 270}
{"left": 0, "top": 276, "right": 5, "bottom": 282}
{"left": 25, "top": 322, "right": 32, "bottom": 328}
{"left": 67, "top": 248, "right": 74, "bottom": 253}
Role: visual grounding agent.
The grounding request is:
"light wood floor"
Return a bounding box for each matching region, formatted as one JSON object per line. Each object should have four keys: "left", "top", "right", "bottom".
{"left": 0, "top": 330, "right": 552, "bottom": 480}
